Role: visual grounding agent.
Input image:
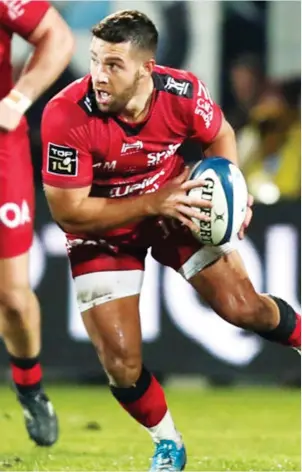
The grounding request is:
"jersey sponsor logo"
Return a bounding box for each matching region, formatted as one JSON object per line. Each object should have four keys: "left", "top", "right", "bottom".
{"left": 93, "top": 160, "right": 117, "bottom": 171}
{"left": 153, "top": 72, "right": 193, "bottom": 99}
{"left": 0, "top": 200, "right": 31, "bottom": 229}
{"left": 47, "top": 143, "right": 78, "bottom": 176}
{"left": 121, "top": 141, "right": 143, "bottom": 155}
{"left": 194, "top": 80, "right": 214, "bottom": 129}
{"left": 164, "top": 77, "right": 191, "bottom": 97}
{"left": 3, "top": 0, "right": 30, "bottom": 20}
{"left": 147, "top": 143, "right": 181, "bottom": 166}
{"left": 77, "top": 92, "right": 94, "bottom": 116}
{"left": 110, "top": 170, "right": 165, "bottom": 197}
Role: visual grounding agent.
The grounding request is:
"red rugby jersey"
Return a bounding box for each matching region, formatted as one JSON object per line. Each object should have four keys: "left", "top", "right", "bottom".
{"left": 42, "top": 65, "right": 223, "bottom": 242}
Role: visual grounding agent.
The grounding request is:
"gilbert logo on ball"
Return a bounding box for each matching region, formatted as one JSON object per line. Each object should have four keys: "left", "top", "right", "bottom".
{"left": 188, "top": 157, "right": 248, "bottom": 246}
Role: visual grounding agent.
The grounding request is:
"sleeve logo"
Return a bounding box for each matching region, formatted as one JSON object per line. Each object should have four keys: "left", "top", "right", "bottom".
{"left": 3, "top": 0, "right": 30, "bottom": 20}
{"left": 47, "top": 143, "right": 78, "bottom": 176}
{"left": 194, "top": 80, "right": 214, "bottom": 129}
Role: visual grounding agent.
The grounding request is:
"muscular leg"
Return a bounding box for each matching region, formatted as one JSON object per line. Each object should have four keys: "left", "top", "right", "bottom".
{"left": 0, "top": 252, "right": 58, "bottom": 446}
{"left": 189, "top": 250, "right": 300, "bottom": 347}
{"left": 81, "top": 294, "right": 181, "bottom": 440}
{"left": 0, "top": 253, "right": 40, "bottom": 359}
{"left": 0, "top": 129, "right": 58, "bottom": 446}
{"left": 82, "top": 295, "right": 142, "bottom": 386}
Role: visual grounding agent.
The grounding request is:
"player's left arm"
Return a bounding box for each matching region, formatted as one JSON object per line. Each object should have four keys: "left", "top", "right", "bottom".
{"left": 0, "top": 1, "right": 74, "bottom": 131}
{"left": 203, "top": 116, "right": 238, "bottom": 166}
{"left": 189, "top": 76, "right": 253, "bottom": 239}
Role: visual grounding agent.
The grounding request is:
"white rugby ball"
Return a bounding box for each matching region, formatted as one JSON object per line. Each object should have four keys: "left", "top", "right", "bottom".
{"left": 188, "top": 157, "right": 248, "bottom": 246}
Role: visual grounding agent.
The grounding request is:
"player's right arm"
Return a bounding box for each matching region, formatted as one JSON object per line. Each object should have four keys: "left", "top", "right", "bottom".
{"left": 42, "top": 99, "right": 211, "bottom": 235}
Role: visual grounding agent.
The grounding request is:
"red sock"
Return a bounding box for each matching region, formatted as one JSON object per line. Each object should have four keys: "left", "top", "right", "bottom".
{"left": 110, "top": 367, "right": 167, "bottom": 427}
{"left": 10, "top": 355, "right": 42, "bottom": 394}
{"left": 121, "top": 375, "right": 167, "bottom": 427}
{"left": 288, "top": 314, "right": 301, "bottom": 348}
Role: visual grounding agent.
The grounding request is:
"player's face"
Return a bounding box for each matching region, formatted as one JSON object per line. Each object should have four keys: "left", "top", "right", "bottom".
{"left": 90, "top": 37, "right": 152, "bottom": 113}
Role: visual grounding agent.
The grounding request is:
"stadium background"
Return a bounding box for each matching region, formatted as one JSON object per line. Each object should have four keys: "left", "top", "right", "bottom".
{"left": 0, "top": 0, "right": 300, "bottom": 386}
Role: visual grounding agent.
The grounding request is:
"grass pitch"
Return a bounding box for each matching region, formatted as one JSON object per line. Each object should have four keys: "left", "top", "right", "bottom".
{"left": 0, "top": 385, "right": 300, "bottom": 471}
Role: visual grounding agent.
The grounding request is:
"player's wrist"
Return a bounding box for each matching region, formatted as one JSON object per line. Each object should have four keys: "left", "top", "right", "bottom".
{"left": 3, "top": 89, "right": 33, "bottom": 114}
{"left": 141, "top": 193, "right": 158, "bottom": 217}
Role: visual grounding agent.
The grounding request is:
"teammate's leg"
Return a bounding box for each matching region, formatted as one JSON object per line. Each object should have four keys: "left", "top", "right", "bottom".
{"left": 0, "top": 255, "right": 58, "bottom": 446}
{"left": 188, "top": 249, "right": 300, "bottom": 349}
{"left": 0, "top": 130, "right": 58, "bottom": 446}
{"left": 74, "top": 264, "right": 186, "bottom": 471}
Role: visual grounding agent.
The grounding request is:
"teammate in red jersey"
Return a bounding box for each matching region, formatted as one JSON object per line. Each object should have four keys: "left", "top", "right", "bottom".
{"left": 0, "top": 0, "right": 74, "bottom": 446}
{"left": 41, "top": 10, "right": 301, "bottom": 470}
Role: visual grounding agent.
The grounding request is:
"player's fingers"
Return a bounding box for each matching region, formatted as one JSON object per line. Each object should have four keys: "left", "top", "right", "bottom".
{"left": 238, "top": 224, "right": 246, "bottom": 239}
{"left": 175, "top": 212, "right": 200, "bottom": 233}
{"left": 181, "top": 178, "right": 208, "bottom": 191}
{"left": 238, "top": 208, "right": 253, "bottom": 240}
{"left": 248, "top": 194, "right": 254, "bottom": 207}
{"left": 175, "top": 204, "right": 211, "bottom": 221}
{"left": 173, "top": 166, "right": 191, "bottom": 184}
{"left": 180, "top": 195, "right": 212, "bottom": 209}
{"left": 244, "top": 207, "right": 253, "bottom": 228}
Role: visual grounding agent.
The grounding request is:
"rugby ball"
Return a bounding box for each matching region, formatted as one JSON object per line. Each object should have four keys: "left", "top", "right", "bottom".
{"left": 188, "top": 157, "right": 248, "bottom": 246}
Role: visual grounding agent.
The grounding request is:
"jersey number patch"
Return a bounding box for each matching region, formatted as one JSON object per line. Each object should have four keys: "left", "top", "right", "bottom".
{"left": 47, "top": 143, "right": 78, "bottom": 176}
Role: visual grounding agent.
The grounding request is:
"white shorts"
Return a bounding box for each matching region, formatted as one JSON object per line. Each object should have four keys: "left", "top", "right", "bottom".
{"left": 74, "top": 243, "right": 233, "bottom": 312}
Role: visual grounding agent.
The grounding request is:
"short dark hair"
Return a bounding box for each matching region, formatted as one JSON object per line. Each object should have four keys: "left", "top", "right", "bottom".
{"left": 91, "top": 10, "right": 158, "bottom": 55}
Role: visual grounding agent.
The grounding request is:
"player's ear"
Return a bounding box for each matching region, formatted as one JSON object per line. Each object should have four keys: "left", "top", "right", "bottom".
{"left": 140, "top": 58, "right": 155, "bottom": 77}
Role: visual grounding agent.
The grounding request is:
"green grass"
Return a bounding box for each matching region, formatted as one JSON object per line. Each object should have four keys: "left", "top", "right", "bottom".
{"left": 0, "top": 385, "right": 300, "bottom": 471}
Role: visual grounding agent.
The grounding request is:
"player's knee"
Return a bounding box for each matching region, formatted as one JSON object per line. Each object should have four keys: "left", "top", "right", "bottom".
{"left": 102, "top": 352, "right": 142, "bottom": 388}
{"left": 217, "top": 287, "right": 275, "bottom": 331}
{"left": 0, "top": 287, "right": 32, "bottom": 319}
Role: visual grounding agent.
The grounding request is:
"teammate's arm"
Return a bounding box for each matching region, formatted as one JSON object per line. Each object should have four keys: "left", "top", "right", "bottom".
{"left": 0, "top": 3, "right": 74, "bottom": 131}
{"left": 13, "top": 7, "right": 74, "bottom": 104}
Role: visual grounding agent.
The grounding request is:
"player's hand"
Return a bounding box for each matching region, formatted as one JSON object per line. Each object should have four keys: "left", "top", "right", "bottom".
{"left": 238, "top": 194, "right": 254, "bottom": 240}
{"left": 146, "top": 166, "right": 213, "bottom": 232}
{"left": 0, "top": 99, "right": 24, "bottom": 132}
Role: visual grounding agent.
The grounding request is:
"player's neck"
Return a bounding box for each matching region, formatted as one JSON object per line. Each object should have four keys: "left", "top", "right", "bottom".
{"left": 120, "top": 77, "right": 154, "bottom": 123}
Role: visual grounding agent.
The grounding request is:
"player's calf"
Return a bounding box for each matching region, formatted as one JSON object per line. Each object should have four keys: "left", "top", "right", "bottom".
{"left": 189, "top": 251, "right": 301, "bottom": 350}
{"left": 0, "top": 287, "right": 40, "bottom": 359}
{"left": 96, "top": 343, "right": 182, "bottom": 444}
{"left": 255, "top": 295, "right": 301, "bottom": 348}
{"left": 82, "top": 295, "right": 183, "bottom": 455}
{"left": 207, "top": 288, "right": 300, "bottom": 349}
{"left": 0, "top": 285, "right": 59, "bottom": 446}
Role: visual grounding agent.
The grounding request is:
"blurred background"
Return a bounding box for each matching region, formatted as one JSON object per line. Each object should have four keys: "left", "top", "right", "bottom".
{"left": 1, "top": 0, "right": 300, "bottom": 387}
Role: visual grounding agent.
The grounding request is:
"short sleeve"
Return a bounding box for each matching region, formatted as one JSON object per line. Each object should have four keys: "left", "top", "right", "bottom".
{"left": 189, "top": 75, "right": 223, "bottom": 144}
{"left": 41, "top": 98, "right": 93, "bottom": 189}
{"left": 1, "top": 0, "right": 50, "bottom": 38}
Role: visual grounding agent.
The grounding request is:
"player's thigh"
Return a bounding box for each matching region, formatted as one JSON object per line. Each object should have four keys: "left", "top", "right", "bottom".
{"left": 151, "top": 218, "right": 233, "bottom": 278}
{"left": 69, "top": 241, "right": 146, "bottom": 362}
{"left": 82, "top": 294, "right": 142, "bottom": 366}
{"left": 152, "top": 221, "right": 261, "bottom": 325}
{"left": 0, "top": 129, "right": 34, "bottom": 259}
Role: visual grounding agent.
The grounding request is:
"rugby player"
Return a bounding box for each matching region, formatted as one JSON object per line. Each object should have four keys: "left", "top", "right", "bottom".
{"left": 0, "top": 0, "right": 74, "bottom": 446}
{"left": 41, "top": 10, "right": 300, "bottom": 469}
